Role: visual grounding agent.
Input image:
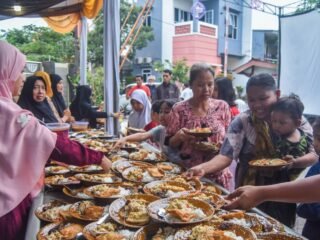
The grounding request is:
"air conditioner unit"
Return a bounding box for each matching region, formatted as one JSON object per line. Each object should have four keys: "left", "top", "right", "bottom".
{"left": 135, "top": 57, "right": 143, "bottom": 64}
{"left": 143, "top": 57, "right": 152, "bottom": 63}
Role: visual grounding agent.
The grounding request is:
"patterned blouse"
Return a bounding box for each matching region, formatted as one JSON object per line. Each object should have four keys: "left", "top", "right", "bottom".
{"left": 220, "top": 110, "right": 316, "bottom": 187}
{"left": 166, "top": 98, "right": 231, "bottom": 169}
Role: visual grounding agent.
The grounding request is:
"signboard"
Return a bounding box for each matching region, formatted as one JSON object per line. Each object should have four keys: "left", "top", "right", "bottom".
{"left": 191, "top": 1, "right": 206, "bottom": 20}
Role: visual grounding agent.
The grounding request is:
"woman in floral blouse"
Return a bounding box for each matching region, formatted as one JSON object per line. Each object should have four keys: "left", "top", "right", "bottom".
{"left": 166, "top": 63, "right": 232, "bottom": 188}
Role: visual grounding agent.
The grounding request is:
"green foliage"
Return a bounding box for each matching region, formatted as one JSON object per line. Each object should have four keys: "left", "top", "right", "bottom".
{"left": 88, "top": 0, "right": 154, "bottom": 66}
{"left": 235, "top": 85, "right": 244, "bottom": 98}
{"left": 87, "top": 66, "right": 104, "bottom": 105}
{"left": 153, "top": 59, "right": 190, "bottom": 83}
{"left": 2, "top": 25, "right": 75, "bottom": 62}
{"left": 295, "top": 0, "right": 319, "bottom": 13}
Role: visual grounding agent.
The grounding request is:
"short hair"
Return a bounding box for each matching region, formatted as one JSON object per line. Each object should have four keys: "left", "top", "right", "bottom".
{"left": 214, "top": 77, "right": 236, "bottom": 106}
{"left": 160, "top": 99, "right": 178, "bottom": 109}
{"left": 151, "top": 100, "right": 162, "bottom": 113}
{"left": 271, "top": 93, "right": 304, "bottom": 120}
{"left": 163, "top": 69, "right": 172, "bottom": 75}
{"left": 189, "top": 63, "right": 215, "bottom": 86}
{"left": 147, "top": 75, "right": 156, "bottom": 81}
{"left": 135, "top": 75, "right": 143, "bottom": 80}
{"left": 246, "top": 73, "right": 276, "bottom": 92}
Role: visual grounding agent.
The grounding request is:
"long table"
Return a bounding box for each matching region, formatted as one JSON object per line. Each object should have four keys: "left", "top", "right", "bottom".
{"left": 25, "top": 141, "right": 307, "bottom": 240}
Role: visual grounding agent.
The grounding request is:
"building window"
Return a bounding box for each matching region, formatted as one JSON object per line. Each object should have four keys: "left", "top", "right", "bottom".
{"left": 228, "top": 13, "right": 238, "bottom": 39}
{"left": 142, "top": 68, "right": 152, "bottom": 82}
{"left": 174, "top": 8, "right": 192, "bottom": 23}
{"left": 144, "top": 14, "right": 151, "bottom": 27}
{"left": 204, "top": 9, "right": 214, "bottom": 24}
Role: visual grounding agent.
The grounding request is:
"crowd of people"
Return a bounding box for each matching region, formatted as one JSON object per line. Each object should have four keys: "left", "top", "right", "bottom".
{"left": 1, "top": 40, "right": 320, "bottom": 240}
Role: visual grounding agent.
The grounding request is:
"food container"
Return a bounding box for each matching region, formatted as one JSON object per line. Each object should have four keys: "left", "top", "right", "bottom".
{"left": 71, "top": 121, "right": 89, "bottom": 132}
{"left": 46, "top": 123, "right": 70, "bottom": 137}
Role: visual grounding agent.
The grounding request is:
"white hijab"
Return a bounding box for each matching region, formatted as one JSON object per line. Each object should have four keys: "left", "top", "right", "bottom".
{"left": 128, "top": 89, "right": 151, "bottom": 129}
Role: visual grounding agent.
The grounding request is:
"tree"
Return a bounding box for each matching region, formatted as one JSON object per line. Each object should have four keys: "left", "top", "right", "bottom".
{"left": 296, "top": 0, "right": 319, "bottom": 13}
{"left": 88, "top": 0, "right": 154, "bottom": 66}
{"left": 2, "top": 25, "right": 75, "bottom": 62}
{"left": 153, "top": 59, "right": 190, "bottom": 83}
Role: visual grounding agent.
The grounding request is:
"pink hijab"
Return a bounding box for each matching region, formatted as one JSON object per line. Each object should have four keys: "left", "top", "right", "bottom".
{"left": 0, "top": 41, "right": 57, "bottom": 217}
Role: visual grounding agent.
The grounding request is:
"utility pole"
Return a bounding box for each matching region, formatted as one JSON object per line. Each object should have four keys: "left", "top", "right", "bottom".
{"left": 224, "top": 4, "right": 229, "bottom": 77}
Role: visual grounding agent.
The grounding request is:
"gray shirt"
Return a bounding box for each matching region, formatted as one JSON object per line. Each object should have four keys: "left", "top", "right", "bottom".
{"left": 154, "top": 82, "right": 180, "bottom": 101}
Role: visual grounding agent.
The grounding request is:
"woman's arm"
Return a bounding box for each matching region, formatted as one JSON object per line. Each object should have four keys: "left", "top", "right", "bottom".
{"left": 186, "top": 154, "right": 232, "bottom": 178}
{"left": 50, "top": 134, "right": 111, "bottom": 172}
{"left": 225, "top": 175, "right": 320, "bottom": 210}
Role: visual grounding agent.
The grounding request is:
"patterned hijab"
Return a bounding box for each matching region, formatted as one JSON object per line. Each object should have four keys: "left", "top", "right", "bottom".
{"left": 0, "top": 40, "right": 56, "bottom": 217}
{"left": 18, "top": 76, "right": 58, "bottom": 123}
{"left": 252, "top": 114, "right": 277, "bottom": 159}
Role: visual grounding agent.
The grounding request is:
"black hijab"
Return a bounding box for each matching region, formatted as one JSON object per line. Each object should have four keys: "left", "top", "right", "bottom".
{"left": 50, "top": 74, "right": 67, "bottom": 117}
{"left": 18, "top": 76, "right": 58, "bottom": 123}
{"left": 69, "top": 85, "right": 92, "bottom": 120}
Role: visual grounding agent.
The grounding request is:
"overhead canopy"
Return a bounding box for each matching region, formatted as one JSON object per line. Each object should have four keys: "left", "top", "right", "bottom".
{"left": 0, "top": 0, "right": 102, "bottom": 33}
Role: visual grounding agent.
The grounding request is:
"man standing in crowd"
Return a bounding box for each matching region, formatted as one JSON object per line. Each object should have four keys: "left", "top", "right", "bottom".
{"left": 154, "top": 69, "right": 180, "bottom": 101}
{"left": 126, "top": 75, "right": 151, "bottom": 99}
{"left": 146, "top": 75, "right": 157, "bottom": 101}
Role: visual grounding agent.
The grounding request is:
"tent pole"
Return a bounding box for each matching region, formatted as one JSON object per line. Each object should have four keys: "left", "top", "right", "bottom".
{"left": 79, "top": 16, "right": 88, "bottom": 85}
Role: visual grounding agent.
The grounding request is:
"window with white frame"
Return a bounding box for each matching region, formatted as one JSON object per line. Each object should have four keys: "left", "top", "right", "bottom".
{"left": 174, "top": 8, "right": 192, "bottom": 23}
{"left": 228, "top": 12, "right": 238, "bottom": 39}
{"left": 142, "top": 69, "right": 152, "bottom": 82}
{"left": 144, "top": 13, "right": 151, "bottom": 27}
{"left": 204, "top": 9, "right": 214, "bottom": 24}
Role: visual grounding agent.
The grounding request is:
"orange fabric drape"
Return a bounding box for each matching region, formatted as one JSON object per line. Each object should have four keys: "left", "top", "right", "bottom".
{"left": 44, "top": 0, "right": 103, "bottom": 34}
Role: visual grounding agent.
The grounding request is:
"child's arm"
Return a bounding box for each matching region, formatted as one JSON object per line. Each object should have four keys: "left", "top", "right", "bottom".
{"left": 293, "top": 152, "right": 318, "bottom": 168}
{"left": 114, "top": 132, "right": 152, "bottom": 148}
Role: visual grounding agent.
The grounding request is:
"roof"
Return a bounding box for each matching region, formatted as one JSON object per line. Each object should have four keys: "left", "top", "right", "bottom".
{"left": 0, "top": 0, "right": 84, "bottom": 19}
{"left": 233, "top": 59, "right": 277, "bottom": 76}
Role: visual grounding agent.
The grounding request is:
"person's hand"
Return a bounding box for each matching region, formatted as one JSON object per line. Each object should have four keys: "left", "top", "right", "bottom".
{"left": 176, "top": 128, "right": 196, "bottom": 143}
{"left": 224, "top": 186, "right": 264, "bottom": 210}
{"left": 113, "top": 138, "right": 126, "bottom": 149}
{"left": 63, "top": 109, "right": 71, "bottom": 117}
{"left": 112, "top": 112, "right": 121, "bottom": 118}
{"left": 100, "top": 156, "right": 112, "bottom": 172}
{"left": 282, "top": 155, "right": 295, "bottom": 169}
{"left": 184, "top": 165, "right": 206, "bottom": 179}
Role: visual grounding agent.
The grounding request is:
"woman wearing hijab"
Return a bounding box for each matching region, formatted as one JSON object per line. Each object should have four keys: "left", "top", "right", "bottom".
{"left": 49, "top": 73, "right": 68, "bottom": 117}
{"left": 0, "top": 40, "right": 112, "bottom": 240}
{"left": 70, "top": 85, "right": 119, "bottom": 128}
{"left": 128, "top": 89, "right": 151, "bottom": 129}
{"left": 17, "top": 76, "right": 60, "bottom": 123}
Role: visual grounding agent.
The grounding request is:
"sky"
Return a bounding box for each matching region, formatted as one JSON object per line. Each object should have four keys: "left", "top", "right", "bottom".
{"left": 0, "top": 0, "right": 300, "bottom": 32}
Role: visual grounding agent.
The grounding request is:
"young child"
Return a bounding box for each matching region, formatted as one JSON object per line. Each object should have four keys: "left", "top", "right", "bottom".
{"left": 114, "top": 99, "right": 176, "bottom": 152}
{"left": 271, "top": 94, "right": 313, "bottom": 178}
{"left": 266, "top": 94, "right": 315, "bottom": 227}
{"left": 144, "top": 100, "right": 161, "bottom": 131}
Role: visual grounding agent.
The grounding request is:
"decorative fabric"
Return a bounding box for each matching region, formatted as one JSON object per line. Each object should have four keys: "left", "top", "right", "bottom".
{"left": 44, "top": 0, "right": 103, "bottom": 33}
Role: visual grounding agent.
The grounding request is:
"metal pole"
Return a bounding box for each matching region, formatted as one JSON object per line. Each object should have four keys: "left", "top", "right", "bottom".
{"left": 224, "top": 4, "right": 229, "bottom": 77}
{"left": 79, "top": 16, "right": 88, "bottom": 85}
